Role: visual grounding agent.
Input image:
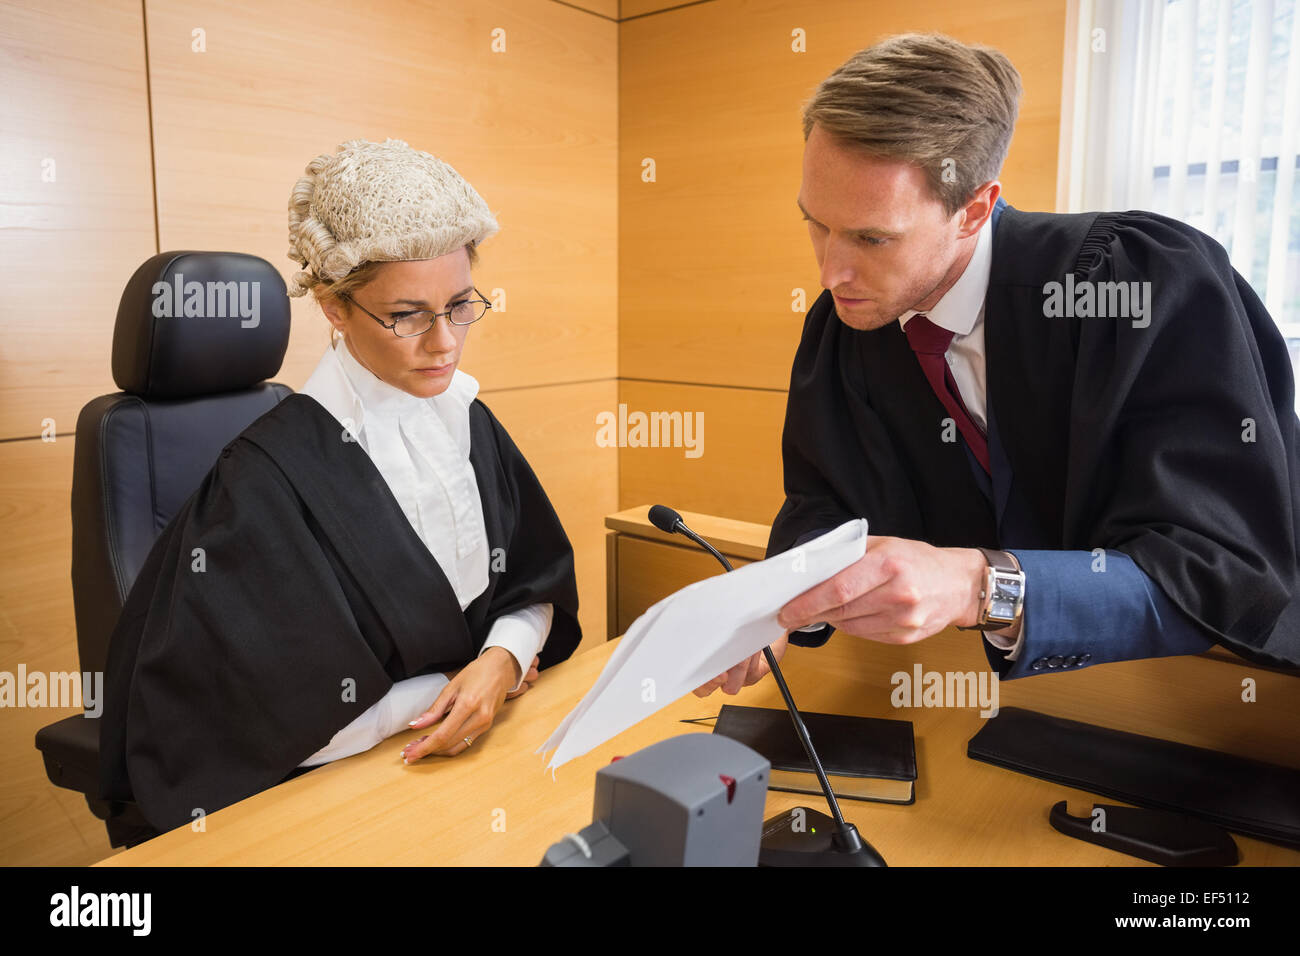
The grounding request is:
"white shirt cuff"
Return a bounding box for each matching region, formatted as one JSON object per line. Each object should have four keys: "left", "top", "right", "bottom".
{"left": 479, "top": 603, "right": 552, "bottom": 692}
{"left": 983, "top": 616, "right": 1025, "bottom": 662}
{"left": 298, "top": 671, "right": 450, "bottom": 767}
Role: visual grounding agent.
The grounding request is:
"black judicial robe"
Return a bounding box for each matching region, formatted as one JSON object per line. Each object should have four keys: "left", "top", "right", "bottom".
{"left": 99, "top": 392, "right": 581, "bottom": 833}
{"left": 769, "top": 203, "right": 1300, "bottom": 669}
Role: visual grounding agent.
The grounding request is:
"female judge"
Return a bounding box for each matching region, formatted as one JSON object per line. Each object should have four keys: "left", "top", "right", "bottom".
{"left": 99, "top": 139, "right": 582, "bottom": 834}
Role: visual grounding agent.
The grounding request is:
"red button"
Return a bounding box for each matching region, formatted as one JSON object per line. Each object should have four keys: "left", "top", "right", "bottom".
{"left": 719, "top": 774, "right": 736, "bottom": 803}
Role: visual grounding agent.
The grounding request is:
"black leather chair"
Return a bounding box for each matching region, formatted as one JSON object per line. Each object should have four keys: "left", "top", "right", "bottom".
{"left": 35, "top": 251, "right": 292, "bottom": 848}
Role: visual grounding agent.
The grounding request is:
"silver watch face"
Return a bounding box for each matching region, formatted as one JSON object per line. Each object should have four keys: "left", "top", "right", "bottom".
{"left": 988, "top": 570, "right": 1023, "bottom": 622}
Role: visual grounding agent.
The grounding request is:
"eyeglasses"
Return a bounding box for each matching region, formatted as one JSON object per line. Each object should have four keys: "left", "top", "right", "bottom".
{"left": 340, "top": 288, "right": 491, "bottom": 338}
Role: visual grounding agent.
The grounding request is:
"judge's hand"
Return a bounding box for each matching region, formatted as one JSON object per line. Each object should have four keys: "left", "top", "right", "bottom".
{"left": 505, "top": 655, "right": 540, "bottom": 700}
{"left": 776, "top": 535, "right": 986, "bottom": 644}
{"left": 693, "top": 634, "right": 789, "bottom": 698}
{"left": 440, "top": 654, "right": 539, "bottom": 700}
{"left": 401, "top": 647, "right": 526, "bottom": 762}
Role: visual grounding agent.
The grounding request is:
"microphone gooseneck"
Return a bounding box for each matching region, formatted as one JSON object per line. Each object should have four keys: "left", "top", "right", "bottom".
{"left": 650, "top": 504, "right": 862, "bottom": 846}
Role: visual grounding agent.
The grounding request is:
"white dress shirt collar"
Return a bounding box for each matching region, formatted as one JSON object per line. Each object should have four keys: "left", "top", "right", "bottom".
{"left": 898, "top": 213, "right": 994, "bottom": 337}
{"left": 299, "top": 336, "right": 488, "bottom": 605}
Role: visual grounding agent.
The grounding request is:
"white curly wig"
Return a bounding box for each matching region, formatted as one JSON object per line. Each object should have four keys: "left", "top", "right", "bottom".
{"left": 286, "top": 137, "right": 499, "bottom": 298}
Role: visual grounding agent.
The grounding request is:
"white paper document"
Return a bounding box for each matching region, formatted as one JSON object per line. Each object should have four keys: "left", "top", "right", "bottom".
{"left": 538, "top": 518, "right": 869, "bottom": 769}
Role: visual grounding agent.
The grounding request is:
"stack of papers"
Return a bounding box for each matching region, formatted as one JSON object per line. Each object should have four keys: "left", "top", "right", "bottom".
{"left": 538, "top": 519, "right": 869, "bottom": 769}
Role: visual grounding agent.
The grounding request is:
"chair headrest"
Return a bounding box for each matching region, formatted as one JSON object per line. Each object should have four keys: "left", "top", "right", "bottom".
{"left": 112, "top": 251, "right": 291, "bottom": 398}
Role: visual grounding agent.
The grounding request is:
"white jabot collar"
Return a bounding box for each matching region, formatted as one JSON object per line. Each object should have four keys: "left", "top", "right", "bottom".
{"left": 299, "top": 336, "right": 489, "bottom": 604}
{"left": 898, "top": 213, "right": 994, "bottom": 338}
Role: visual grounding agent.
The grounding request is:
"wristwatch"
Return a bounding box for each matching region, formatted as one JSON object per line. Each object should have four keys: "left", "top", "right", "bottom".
{"left": 960, "top": 547, "right": 1025, "bottom": 631}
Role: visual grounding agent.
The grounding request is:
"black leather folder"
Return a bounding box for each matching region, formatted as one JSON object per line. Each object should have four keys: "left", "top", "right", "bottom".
{"left": 967, "top": 707, "right": 1300, "bottom": 849}
{"left": 714, "top": 704, "right": 916, "bottom": 804}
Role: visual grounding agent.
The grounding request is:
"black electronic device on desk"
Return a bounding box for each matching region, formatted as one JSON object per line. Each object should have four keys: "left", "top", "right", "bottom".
{"left": 968, "top": 706, "right": 1300, "bottom": 861}
{"left": 1048, "top": 801, "right": 1239, "bottom": 866}
{"left": 540, "top": 733, "right": 769, "bottom": 866}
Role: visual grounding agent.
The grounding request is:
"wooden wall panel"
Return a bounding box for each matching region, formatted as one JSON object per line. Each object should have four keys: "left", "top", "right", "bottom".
{"left": 570, "top": 0, "right": 619, "bottom": 17}
{"left": 617, "top": 379, "right": 786, "bottom": 524}
{"left": 619, "top": 0, "right": 1068, "bottom": 389}
{"left": 613, "top": 535, "right": 754, "bottom": 635}
{"left": 606, "top": 506, "right": 769, "bottom": 636}
{"left": 144, "top": 0, "right": 617, "bottom": 395}
{"left": 0, "top": 0, "right": 618, "bottom": 865}
{"left": 621, "top": 0, "right": 713, "bottom": 18}
{"left": 0, "top": 0, "right": 155, "bottom": 441}
{"left": 0, "top": 438, "right": 117, "bottom": 865}
{"left": 481, "top": 380, "right": 620, "bottom": 656}
{"left": 0, "top": 0, "right": 155, "bottom": 867}
{"left": 606, "top": 504, "right": 771, "bottom": 559}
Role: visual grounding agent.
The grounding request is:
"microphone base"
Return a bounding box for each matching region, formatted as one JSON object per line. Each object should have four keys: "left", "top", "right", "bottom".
{"left": 758, "top": 808, "right": 887, "bottom": 867}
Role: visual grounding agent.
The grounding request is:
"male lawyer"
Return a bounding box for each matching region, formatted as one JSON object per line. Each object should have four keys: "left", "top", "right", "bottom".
{"left": 698, "top": 33, "right": 1299, "bottom": 696}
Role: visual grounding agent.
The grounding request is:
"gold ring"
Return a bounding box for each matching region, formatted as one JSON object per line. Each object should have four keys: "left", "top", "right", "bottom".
{"left": 463, "top": 736, "right": 474, "bottom": 748}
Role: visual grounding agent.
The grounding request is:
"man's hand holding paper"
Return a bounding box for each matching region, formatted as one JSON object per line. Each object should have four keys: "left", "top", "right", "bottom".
{"left": 538, "top": 519, "right": 869, "bottom": 768}
{"left": 695, "top": 534, "right": 994, "bottom": 698}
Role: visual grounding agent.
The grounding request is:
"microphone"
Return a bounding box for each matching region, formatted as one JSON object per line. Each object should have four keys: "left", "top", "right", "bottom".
{"left": 649, "top": 504, "right": 885, "bottom": 866}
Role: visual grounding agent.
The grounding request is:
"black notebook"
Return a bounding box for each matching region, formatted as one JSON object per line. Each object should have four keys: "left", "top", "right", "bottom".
{"left": 712, "top": 704, "right": 917, "bottom": 804}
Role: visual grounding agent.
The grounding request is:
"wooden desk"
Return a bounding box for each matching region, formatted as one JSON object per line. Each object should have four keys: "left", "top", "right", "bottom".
{"left": 97, "top": 624, "right": 1300, "bottom": 866}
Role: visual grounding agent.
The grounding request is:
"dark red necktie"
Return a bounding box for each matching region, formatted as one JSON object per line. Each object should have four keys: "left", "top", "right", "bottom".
{"left": 904, "top": 314, "right": 990, "bottom": 474}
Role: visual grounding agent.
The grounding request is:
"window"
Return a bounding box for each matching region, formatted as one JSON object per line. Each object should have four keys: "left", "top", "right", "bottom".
{"left": 1060, "top": 0, "right": 1300, "bottom": 405}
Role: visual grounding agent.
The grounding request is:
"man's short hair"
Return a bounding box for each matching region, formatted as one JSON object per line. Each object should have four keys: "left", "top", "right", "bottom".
{"left": 802, "top": 33, "right": 1022, "bottom": 217}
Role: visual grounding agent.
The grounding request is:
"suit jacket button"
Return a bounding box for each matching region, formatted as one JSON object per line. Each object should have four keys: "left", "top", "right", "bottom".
{"left": 1081, "top": 653, "right": 1092, "bottom": 663}
{"left": 1047, "top": 655, "right": 1064, "bottom": 668}
{"left": 1031, "top": 658, "right": 1045, "bottom": 670}
{"left": 1064, "top": 655, "right": 1079, "bottom": 666}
